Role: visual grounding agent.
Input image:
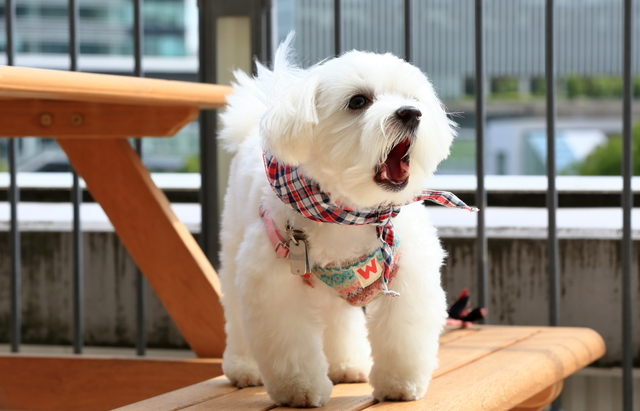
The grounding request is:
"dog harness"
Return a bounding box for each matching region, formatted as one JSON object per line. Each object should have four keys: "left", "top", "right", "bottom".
{"left": 262, "top": 151, "right": 478, "bottom": 302}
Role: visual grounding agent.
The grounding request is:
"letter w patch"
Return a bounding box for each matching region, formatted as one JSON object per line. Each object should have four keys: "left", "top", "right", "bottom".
{"left": 354, "top": 258, "right": 380, "bottom": 288}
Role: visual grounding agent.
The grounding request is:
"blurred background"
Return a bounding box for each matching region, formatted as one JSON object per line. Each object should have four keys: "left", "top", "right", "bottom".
{"left": 0, "top": 0, "right": 638, "bottom": 176}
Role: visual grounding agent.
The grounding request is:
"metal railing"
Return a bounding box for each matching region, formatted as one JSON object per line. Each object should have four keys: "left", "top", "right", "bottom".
{"left": 3, "top": 0, "right": 636, "bottom": 410}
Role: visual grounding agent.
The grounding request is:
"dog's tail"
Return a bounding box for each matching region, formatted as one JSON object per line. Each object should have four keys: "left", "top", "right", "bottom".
{"left": 219, "top": 33, "right": 301, "bottom": 153}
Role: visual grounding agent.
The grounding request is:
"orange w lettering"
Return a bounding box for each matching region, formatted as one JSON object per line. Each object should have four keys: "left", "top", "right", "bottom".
{"left": 357, "top": 259, "right": 377, "bottom": 280}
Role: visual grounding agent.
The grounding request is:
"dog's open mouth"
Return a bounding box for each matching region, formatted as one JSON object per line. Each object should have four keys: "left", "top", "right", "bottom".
{"left": 374, "top": 138, "right": 411, "bottom": 191}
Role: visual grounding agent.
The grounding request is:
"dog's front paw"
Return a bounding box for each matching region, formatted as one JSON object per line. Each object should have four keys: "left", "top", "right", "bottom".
{"left": 369, "top": 370, "right": 429, "bottom": 402}
{"left": 266, "top": 373, "right": 333, "bottom": 408}
{"left": 222, "top": 355, "right": 263, "bottom": 388}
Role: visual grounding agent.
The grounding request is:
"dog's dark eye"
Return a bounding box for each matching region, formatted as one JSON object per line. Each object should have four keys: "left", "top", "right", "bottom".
{"left": 348, "top": 95, "right": 369, "bottom": 110}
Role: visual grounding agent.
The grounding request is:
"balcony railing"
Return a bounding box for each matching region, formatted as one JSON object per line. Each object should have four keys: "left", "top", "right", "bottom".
{"left": 2, "top": 0, "right": 637, "bottom": 410}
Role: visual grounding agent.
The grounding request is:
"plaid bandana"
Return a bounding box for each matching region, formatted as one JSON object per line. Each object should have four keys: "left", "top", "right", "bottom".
{"left": 263, "top": 151, "right": 479, "bottom": 297}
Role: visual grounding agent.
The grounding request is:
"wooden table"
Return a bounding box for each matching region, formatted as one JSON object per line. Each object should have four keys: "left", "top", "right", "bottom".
{"left": 0, "top": 66, "right": 231, "bottom": 411}
{"left": 0, "top": 66, "right": 231, "bottom": 358}
{"left": 115, "top": 325, "right": 605, "bottom": 411}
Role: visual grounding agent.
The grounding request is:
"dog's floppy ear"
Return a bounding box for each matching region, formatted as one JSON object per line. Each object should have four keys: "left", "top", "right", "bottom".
{"left": 260, "top": 76, "right": 319, "bottom": 165}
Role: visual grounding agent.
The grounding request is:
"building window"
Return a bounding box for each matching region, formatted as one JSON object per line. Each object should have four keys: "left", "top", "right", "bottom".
{"left": 80, "top": 6, "right": 109, "bottom": 20}
{"left": 491, "top": 77, "right": 519, "bottom": 96}
{"left": 464, "top": 78, "right": 476, "bottom": 96}
{"left": 145, "top": 35, "right": 185, "bottom": 56}
{"left": 497, "top": 152, "right": 507, "bottom": 175}
{"left": 39, "top": 6, "right": 68, "bottom": 18}
{"left": 41, "top": 43, "right": 69, "bottom": 53}
{"left": 80, "top": 43, "right": 110, "bottom": 54}
{"left": 16, "top": 5, "right": 31, "bottom": 17}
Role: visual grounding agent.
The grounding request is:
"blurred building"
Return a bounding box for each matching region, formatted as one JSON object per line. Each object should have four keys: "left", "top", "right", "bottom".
{"left": 277, "top": 0, "right": 640, "bottom": 101}
{"left": 1, "top": 0, "right": 639, "bottom": 173}
{"left": 0, "top": 0, "right": 191, "bottom": 57}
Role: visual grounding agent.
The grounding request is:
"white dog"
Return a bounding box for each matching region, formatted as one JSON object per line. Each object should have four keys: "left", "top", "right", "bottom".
{"left": 218, "top": 35, "right": 475, "bottom": 407}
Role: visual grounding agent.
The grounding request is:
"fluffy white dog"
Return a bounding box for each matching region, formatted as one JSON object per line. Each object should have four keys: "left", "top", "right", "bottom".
{"left": 218, "top": 35, "right": 472, "bottom": 407}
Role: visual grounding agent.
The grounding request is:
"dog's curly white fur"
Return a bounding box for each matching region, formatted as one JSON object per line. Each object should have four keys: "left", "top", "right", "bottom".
{"left": 218, "top": 35, "right": 454, "bottom": 407}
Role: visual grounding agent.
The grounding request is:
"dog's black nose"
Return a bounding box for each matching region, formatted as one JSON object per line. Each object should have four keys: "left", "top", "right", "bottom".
{"left": 396, "top": 106, "right": 422, "bottom": 128}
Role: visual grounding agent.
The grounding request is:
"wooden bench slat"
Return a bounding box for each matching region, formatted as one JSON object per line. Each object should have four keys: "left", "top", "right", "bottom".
{"left": 272, "top": 383, "right": 376, "bottom": 411}
{"left": 438, "top": 326, "right": 479, "bottom": 345}
{"left": 0, "top": 66, "right": 232, "bottom": 109}
{"left": 510, "top": 381, "right": 563, "bottom": 411}
{"left": 182, "top": 386, "right": 275, "bottom": 411}
{"left": 435, "top": 326, "right": 540, "bottom": 378}
{"left": 364, "top": 327, "right": 605, "bottom": 410}
{"left": 113, "top": 376, "right": 236, "bottom": 411}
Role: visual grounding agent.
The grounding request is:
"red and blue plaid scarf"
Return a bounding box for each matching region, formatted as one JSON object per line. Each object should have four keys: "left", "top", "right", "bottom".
{"left": 263, "top": 151, "right": 478, "bottom": 297}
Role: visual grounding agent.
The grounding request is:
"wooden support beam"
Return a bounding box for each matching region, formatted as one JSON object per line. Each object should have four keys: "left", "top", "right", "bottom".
{"left": 0, "top": 99, "right": 198, "bottom": 137}
{"left": 57, "top": 138, "right": 226, "bottom": 358}
{"left": 0, "top": 355, "right": 223, "bottom": 411}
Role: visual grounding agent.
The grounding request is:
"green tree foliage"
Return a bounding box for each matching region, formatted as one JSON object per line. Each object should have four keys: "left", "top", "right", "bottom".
{"left": 565, "top": 75, "right": 639, "bottom": 99}
{"left": 578, "top": 123, "right": 640, "bottom": 175}
{"left": 181, "top": 155, "right": 200, "bottom": 172}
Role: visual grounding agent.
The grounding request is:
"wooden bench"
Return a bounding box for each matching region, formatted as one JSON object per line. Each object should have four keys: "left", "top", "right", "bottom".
{"left": 114, "top": 325, "right": 605, "bottom": 411}
{"left": 0, "top": 67, "right": 606, "bottom": 411}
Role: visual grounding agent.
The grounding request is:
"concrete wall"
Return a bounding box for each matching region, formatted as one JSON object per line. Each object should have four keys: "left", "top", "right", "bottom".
{"left": 0, "top": 232, "right": 187, "bottom": 349}
{"left": 441, "top": 238, "right": 640, "bottom": 366}
{"left": 0, "top": 232, "right": 638, "bottom": 364}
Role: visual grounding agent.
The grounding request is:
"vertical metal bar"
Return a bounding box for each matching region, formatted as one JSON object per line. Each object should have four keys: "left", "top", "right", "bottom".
{"left": 404, "top": 0, "right": 412, "bottom": 62}
{"left": 198, "top": 0, "right": 220, "bottom": 269}
{"left": 5, "top": 0, "right": 14, "bottom": 67}
{"left": 475, "top": 0, "right": 488, "bottom": 319}
{"left": 334, "top": 0, "right": 341, "bottom": 56}
{"left": 71, "top": 167, "right": 83, "bottom": 355}
{"left": 69, "top": 0, "right": 84, "bottom": 355}
{"left": 621, "top": 0, "right": 634, "bottom": 409}
{"left": 6, "top": 0, "right": 20, "bottom": 354}
{"left": 546, "top": 1, "right": 560, "bottom": 409}
{"left": 8, "top": 141, "right": 19, "bottom": 353}
{"left": 134, "top": 0, "right": 143, "bottom": 78}
{"left": 265, "top": 0, "right": 273, "bottom": 62}
{"left": 545, "top": 0, "right": 560, "bottom": 329}
{"left": 133, "top": 0, "right": 147, "bottom": 357}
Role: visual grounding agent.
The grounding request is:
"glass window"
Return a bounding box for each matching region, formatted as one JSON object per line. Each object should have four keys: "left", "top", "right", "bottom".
{"left": 16, "top": 5, "right": 31, "bottom": 17}
{"left": 144, "top": 1, "right": 184, "bottom": 30}
{"left": 145, "top": 34, "right": 185, "bottom": 56}
{"left": 80, "top": 43, "right": 110, "bottom": 54}
{"left": 39, "top": 6, "right": 68, "bottom": 17}
{"left": 41, "top": 42, "right": 68, "bottom": 53}
{"left": 80, "top": 7, "right": 109, "bottom": 19}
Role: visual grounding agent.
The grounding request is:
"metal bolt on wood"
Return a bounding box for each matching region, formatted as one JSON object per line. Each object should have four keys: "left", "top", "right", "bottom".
{"left": 71, "top": 114, "right": 83, "bottom": 126}
{"left": 40, "top": 113, "right": 53, "bottom": 126}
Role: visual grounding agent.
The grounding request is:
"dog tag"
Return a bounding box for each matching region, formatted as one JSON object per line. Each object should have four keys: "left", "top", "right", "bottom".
{"left": 288, "top": 236, "right": 310, "bottom": 276}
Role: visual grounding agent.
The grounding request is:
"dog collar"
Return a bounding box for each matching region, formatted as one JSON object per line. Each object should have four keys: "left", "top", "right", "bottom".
{"left": 263, "top": 151, "right": 478, "bottom": 297}
{"left": 260, "top": 203, "right": 399, "bottom": 306}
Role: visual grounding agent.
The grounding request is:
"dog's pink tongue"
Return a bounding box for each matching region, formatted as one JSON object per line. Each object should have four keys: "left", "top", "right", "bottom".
{"left": 384, "top": 140, "right": 410, "bottom": 183}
